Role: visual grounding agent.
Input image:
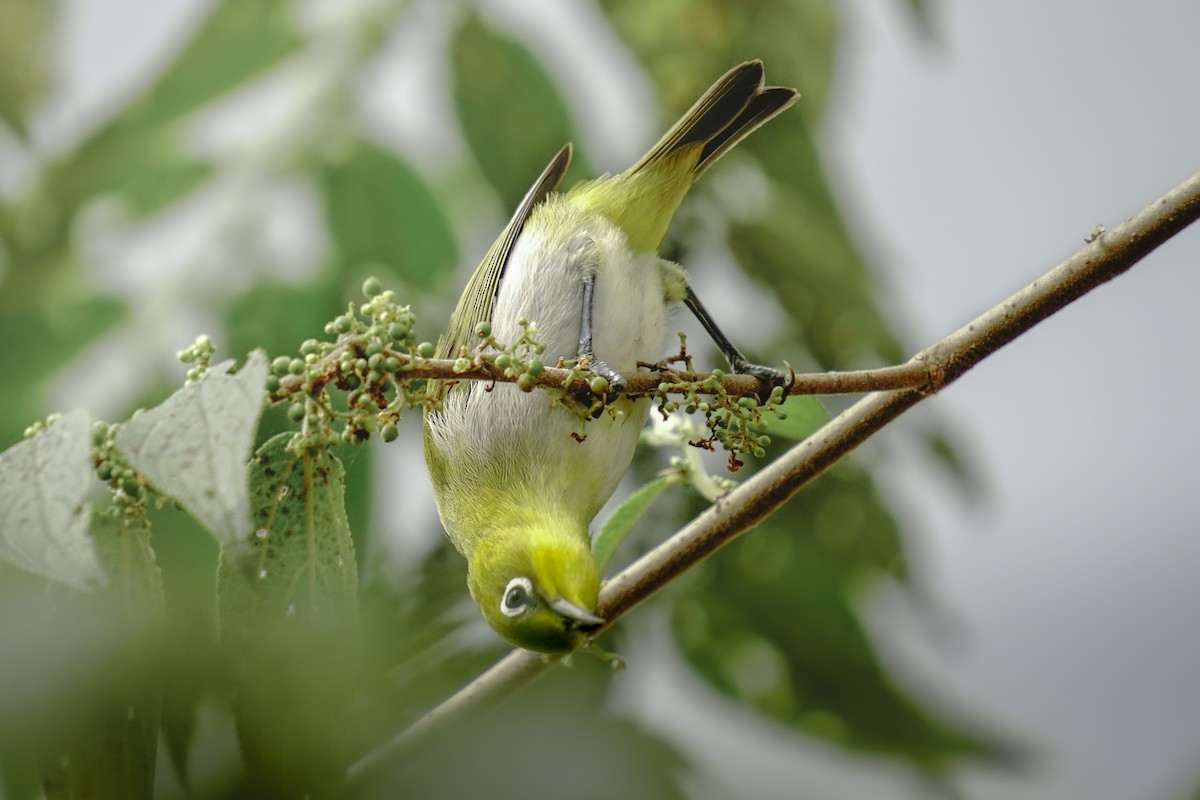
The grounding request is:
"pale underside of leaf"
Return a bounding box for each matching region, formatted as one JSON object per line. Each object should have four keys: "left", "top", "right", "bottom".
{"left": 0, "top": 409, "right": 102, "bottom": 590}
{"left": 116, "top": 350, "right": 268, "bottom": 545}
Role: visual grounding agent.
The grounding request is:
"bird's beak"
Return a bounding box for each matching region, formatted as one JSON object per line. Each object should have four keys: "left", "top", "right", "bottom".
{"left": 548, "top": 596, "right": 604, "bottom": 630}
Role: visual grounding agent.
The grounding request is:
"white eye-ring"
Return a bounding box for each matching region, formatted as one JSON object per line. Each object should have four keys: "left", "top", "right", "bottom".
{"left": 500, "top": 577, "right": 534, "bottom": 618}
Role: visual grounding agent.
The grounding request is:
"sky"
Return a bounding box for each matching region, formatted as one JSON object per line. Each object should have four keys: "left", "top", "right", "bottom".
{"left": 32, "top": 1, "right": 1200, "bottom": 798}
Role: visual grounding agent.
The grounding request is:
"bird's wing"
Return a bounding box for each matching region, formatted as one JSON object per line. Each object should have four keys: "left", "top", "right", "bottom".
{"left": 438, "top": 144, "right": 573, "bottom": 359}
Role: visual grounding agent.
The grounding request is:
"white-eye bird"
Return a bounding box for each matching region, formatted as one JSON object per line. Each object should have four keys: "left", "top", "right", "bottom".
{"left": 424, "top": 61, "right": 797, "bottom": 652}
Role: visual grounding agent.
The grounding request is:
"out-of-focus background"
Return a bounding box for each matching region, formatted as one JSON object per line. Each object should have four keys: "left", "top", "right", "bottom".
{"left": 1, "top": 0, "right": 1198, "bottom": 798}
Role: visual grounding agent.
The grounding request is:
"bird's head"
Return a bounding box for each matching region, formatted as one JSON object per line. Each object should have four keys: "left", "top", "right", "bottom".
{"left": 468, "top": 530, "right": 603, "bottom": 653}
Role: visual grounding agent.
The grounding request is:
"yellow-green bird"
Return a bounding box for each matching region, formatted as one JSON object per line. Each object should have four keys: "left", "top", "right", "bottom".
{"left": 424, "top": 61, "right": 797, "bottom": 652}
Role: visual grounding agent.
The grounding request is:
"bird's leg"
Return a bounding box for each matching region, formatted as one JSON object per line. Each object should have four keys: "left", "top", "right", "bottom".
{"left": 683, "top": 286, "right": 789, "bottom": 392}
{"left": 578, "top": 270, "right": 627, "bottom": 393}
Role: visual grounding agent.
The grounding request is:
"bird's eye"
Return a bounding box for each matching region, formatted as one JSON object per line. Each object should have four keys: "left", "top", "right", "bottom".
{"left": 500, "top": 577, "right": 534, "bottom": 618}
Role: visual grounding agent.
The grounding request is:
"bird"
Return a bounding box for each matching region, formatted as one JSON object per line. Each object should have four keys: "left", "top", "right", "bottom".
{"left": 424, "top": 60, "right": 797, "bottom": 652}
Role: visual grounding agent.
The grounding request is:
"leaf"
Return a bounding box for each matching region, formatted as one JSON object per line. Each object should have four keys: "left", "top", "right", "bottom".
{"left": 40, "top": 515, "right": 165, "bottom": 800}
{"left": 361, "top": 656, "right": 688, "bottom": 800}
{"left": 217, "top": 432, "right": 358, "bottom": 797}
{"left": 0, "top": 409, "right": 102, "bottom": 590}
{"left": 0, "top": 293, "right": 125, "bottom": 450}
{"left": 671, "top": 494, "right": 1001, "bottom": 771}
{"left": 761, "top": 394, "right": 830, "bottom": 441}
{"left": 318, "top": 141, "right": 457, "bottom": 290}
{"left": 46, "top": 0, "right": 302, "bottom": 207}
{"left": 112, "top": 154, "right": 213, "bottom": 218}
{"left": 451, "top": 13, "right": 589, "bottom": 209}
{"left": 115, "top": 350, "right": 268, "bottom": 545}
{"left": 596, "top": 0, "right": 837, "bottom": 125}
{"left": 593, "top": 474, "right": 677, "bottom": 572}
{"left": 0, "top": 0, "right": 55, "bottom": 138}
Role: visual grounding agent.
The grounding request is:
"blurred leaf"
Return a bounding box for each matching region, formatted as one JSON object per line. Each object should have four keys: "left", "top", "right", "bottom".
{"left": 224, "top": 276, "right": 341, "bottom": 360}
{"left": 319, "top": 140, "right": 458, "bottom": 291}
{"left": 0, "top": 0, "right": 55, "bottom": 137}
{"left": 0, "top": 410, "right": 103, "bottom": 590}
{"left": 451, "top": 13, "right": 590, "bottom": 209}
{"left": 218, "top": 432, "right": 358, "bottom": 797}
{"left": 761, "top": 394, "right": 830, "bottom": 441}
{"left": 597, "top": 0, "right": 836, "bottom": 124}
{"left": 359, "top": 657, "right": 688, "bottom": 800}
{"left": 0, "top": 291, "right": 125, "bottom": 450}
{"left": 40, "top": 515, "right": 164, "bottom": 799}
{"left": 356, "top": 542, "right": 504, "bottom": 747}
{"left": 116, "top": 351, "right": 268, "bottom": 545}
{"left": 46, "top": 0, "right": 302, "bottom": 207}
{"left": 145, "top": 504, "right": 221, "bottom": 785}
{"left": 112, "top": 153, "right": 214, "bottom": 218}
{"left": 594, "top": 474, "right": 677, "bottom": 572}
{"left": 672, "top": 512, "right": 996, "bottom": 771}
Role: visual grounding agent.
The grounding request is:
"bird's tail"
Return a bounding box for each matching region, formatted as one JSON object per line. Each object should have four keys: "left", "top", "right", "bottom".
{"left": 572, "top": 60, "right": 797, "bottom": 253}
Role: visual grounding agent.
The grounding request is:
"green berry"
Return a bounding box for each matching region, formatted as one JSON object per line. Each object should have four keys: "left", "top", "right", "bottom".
{"left": 752, "top": 447, "right": 766, "bottom": 459}
{"left": 356, "top": 393, "right": 374, "bottom": 409}
{"left": 453, "top": 357, "right": 471, "bottom": 373}
{"left": 288, "top": 402, "right": 305, "bottom": 422}
{"left": 362, "top": 276, "right": 383, "bottom": 297}
{"left": 344, "top": 374, "right": 361, "bottom": 390}
{"left": 475, "top": 321, "right": 492, "bottom": 338}
{"left": 367, "top": 370, "right": 382, "bottom": 383}
{"left": 526, "top": 360, "right": 544, "bottom": 377}
{"left": 517, "top": 373, "right": 535, "bottom": 392}
{"left": 388, "top": 322, "right": 410, "bottom": 340}
{"left": 417, "top": 342, "right": 436, "bottom": 358}
{"left": 97, "top": 461, "right": 113, "bottom": 480}
{"left": 589, "top": 375, "right": 609, "bottom": 394}
{"left": 381, "top": 423, "right": 399, "bottom": 443}
{"left": 658, "top": 382, "right": 671, "bottom": 394}
{"left": 266, "top": 375, "right": 280, "bottom": 392}
{"left": 341, "top": 428, "right": 356, "bottom": 444}
{"left": 271, "top": 356, "right": 291, "bottom": 376}
{"left": 383, "top": 356, "right": 400, "bottom": 373}
{"left": 495, "top": 353, "right": 512, "bottom": 370}
{"left": 300, "top": 339, "right": 319, "bottom": 356}
{"left": 334, "top": 316, "right": 352, "bottom": 334}
{"left": 757, "top": 435, "right": 771, "bottom": 446}
{"left": 367, "top": 352, "right": 383, "bottom": 370}
{"left": 122, "top": 478, "right": 141, "bottom": 498}
{"left": 365, "top": 340, "right": 383, "bottom": 357}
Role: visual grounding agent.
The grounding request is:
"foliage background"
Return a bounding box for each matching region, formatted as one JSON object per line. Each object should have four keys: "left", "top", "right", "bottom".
{"left": 1, "top": 1, "right": 1199, "bottom": 799}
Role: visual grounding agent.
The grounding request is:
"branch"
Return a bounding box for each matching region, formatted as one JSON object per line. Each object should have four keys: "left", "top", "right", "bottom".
{"left": 346, "top": 170, "right": 1200, "bottom": 782}
{"left": 277, "top": 341, "right": 934, "bottom": 401}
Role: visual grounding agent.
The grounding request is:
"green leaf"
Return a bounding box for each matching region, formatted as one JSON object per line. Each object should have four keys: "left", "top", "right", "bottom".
{"left": 0, "top": 410, "right": 102, "bottom": 590}
{"left": 115, "top": 350, "right": 268, "bottom": 545}
{"left": 0, "top": 0, "right": 55, "bottom": 138}
{"left": 319, "top": 141, "right": 458, "bottom": 290}
{"left": 360, "top": 656, "right": 688, "bottom": 800}
{"left": 40, "top": 515, "right": 165, "bottom": 800}
{"left": 111, "top": 154, "right": 213, "bottom": 218}
{"left": 46, "top": 0, "right": 302, "bottom": 207}
{"left": 596, "top": 0, "right": 837, "bottom": 125}
{"left": 0, "top": 292, "right": 125, "bottom": 450}
{"left": 672, "top": 494, "right": 999, "bottom": 771}
{"left": 451, "top": 13, "right": 589, "bottom": 209}
{"left": 761, "top": 394, "right": 830, "bottom": 441}
{"left": 593, "top": 474, "right": 677, "bottom": 572}
{"left": 218, "top": 432, "right": 358, "bottom": 797}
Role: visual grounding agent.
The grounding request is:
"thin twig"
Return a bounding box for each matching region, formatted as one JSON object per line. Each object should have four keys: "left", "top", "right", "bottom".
{"left": 278, "top": 348, "right": 934, "bottom": 400}
{"left": 346, "top": 170, "right": 1200, "bottom": 782}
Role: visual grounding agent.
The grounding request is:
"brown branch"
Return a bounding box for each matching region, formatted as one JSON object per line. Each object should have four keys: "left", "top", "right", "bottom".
{"left": 277, "top": 346, "right": 934, "bottom": 401}
{"left": 346, "top": 170, "right": 1200, "bottom": 782}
